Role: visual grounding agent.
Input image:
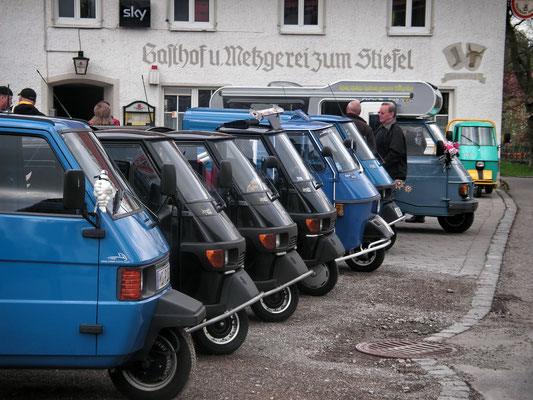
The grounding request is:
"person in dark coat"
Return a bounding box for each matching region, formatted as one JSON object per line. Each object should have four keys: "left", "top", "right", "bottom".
{"left": 374, "top": 102, "right": 407, "bottom": 181}
{"left": 13, "top": 88, "right": 44, "bottom": 116}
{"left": 345, "top": 100, "right": 376, "bottom": 153}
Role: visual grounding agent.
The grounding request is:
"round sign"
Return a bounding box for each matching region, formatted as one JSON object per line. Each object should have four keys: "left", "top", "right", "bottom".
{"left": 511, "top": 0, "right": 533, "bottom": 19}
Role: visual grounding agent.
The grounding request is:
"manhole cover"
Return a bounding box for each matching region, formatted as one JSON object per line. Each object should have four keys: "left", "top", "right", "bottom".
{"left": 356, "top": 340, "right": 457, "bottom": 359}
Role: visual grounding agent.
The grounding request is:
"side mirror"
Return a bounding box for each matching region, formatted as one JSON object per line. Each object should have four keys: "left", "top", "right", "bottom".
{"left": 343, "top": 138, "right": 357, "bottom": 151}
{"left": 263, "top": 155, "right": 278, "bottom": 170}
{"left": 445, "top": 130, "right": 453, "bottom": 141}
{"left": 63, "top": 170, "right": 86, "bottom": 210}
{"left": 218, "top": 160, "right": 233, "bottom": 189}
{"left": 321, "top": 146, "right": 333, "bottom": 158}
{"left": 160, "top": 164, "right": 177, "bottom": 196}
{"left": 504, "top": 132, "right": 511, "bottom": 144}
{"left": 114, "top": 160, "right": 134, "bottom": 184}
{"left": 436, "top": 140, "right": 445, "bottom": 157}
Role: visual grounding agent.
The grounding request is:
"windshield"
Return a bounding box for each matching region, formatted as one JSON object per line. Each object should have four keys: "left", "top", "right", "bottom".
{"left": 62, "top": 131, "right": 140, "bottom": 216}
{"left": 150, "top": 140, "right": 212, "bottom": 203}
{"left": 460, "top": 126, "right": 495, "bottom": 146}
{"left": 341, "top": 121, "right": 376, "bottom": 161}
{"left": 315, "top": 127, "right": 359, "bottom": 172}
{"left": 267, "top": 133, "right": 314, "bottom": 182}
{"left": 212, "top": 140, "right": 269, "bottom": 194}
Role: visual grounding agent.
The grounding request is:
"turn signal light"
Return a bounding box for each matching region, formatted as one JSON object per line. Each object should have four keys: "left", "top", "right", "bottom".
{"left": 306, "top": 218, "right": 321, "bottom": 233}
{"left": 119, "top": 269, "right": 142, "bottom": 301}
{"left": 259, "top": 233, "right": 276, "bottom": 250}
{"left": 206, "top": 249, "right": 225, "bottom": 268}
{"left": 459, "top": 184, "right": 469, "bottom": 198}
{"left": 335, "top": 203, "right": 344, "bottom": 217}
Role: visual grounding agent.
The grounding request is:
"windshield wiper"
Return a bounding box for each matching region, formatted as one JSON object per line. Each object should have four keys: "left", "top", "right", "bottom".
{"left": 112, "top": 189, "right": 123, "bottom": 214}
{"left": 461, "top": 135, "right": 480, "bottom": 147}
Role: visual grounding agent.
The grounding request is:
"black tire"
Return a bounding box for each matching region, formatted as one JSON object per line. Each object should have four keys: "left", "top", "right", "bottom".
{"left": 474, "top": 185, "right": 482, "bottom": 198}
{"left": 437, "top": 212, "right": 475, "bottom": 233}
{"left": 484, "top": 185, "right": 494, "bottom": 194}
{"left": 384, "top": 225, "right": 397, "bottom": 251}
{"left": 192, "top": 309, "right": 249, "bottom": 355}
{"left": 298, "top": 261, "right": 338, "bottom": 296}
{"left": 251, "top": 284, "right": 299, "bottom": 322}
{"left": 345, "top": 247, "right": 385, "bottom": 272}
{"left": 109, "top": 328, "right": 195, "bottom": 400}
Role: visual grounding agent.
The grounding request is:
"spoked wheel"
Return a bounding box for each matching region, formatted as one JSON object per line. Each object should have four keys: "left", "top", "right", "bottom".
{"left": 109, "top": 328, "right": 195, "bottom": 400}
{"left": 298, "top": 261, "right": 338, "bottom": 296}
{"left": 192, "top": 309, "right": 249, "bottom": 355}
{"left": 384, "top": 225, "right": 397, "bottom": 251}
{"left": 484, "top": 185, "right": 494, "bottom": 194}
{"left": 437, "top": 212, "right": 475, "bottom": 233}
{"left": 345, "top": 246, "right": 385, "bottom": 272}
{"left": 474, "top": 185, "right": 483, "bottom": 198}
{"left": 251, "top": 284, "right": 299, "bottom": 322}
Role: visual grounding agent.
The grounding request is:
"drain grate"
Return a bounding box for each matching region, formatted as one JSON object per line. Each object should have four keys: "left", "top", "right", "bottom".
{"left": 355, "top": 339, "right": 457, "bottom": 359}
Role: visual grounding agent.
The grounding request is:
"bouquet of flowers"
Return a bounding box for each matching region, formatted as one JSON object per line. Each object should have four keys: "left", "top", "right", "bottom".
{"left": 439, "top": 141, "right": 461, "bottom": 171}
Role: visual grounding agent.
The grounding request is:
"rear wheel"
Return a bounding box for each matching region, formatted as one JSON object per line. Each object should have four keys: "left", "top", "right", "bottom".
{"left": 298, "top": 261, "right": 338, "bottom": 296}
{"left": 192, "top": 309, "right": 249, "bottom": 355}
{"left": 474, "top": 185, "right": 483, "bottom": 198}
{"left": 345, "top": 247, "right": 385, "bottom": 272}
{"left": 251, "top": 284, "right": 299, "bottom": 322}
{"left": 484, "top": 186, "right": 494, "bottom": 194}
{"left": 437, "top": 212, "right": 475, "bottom": 233}
{"left": 108, "top": 328, "right": 195, "bottom": 400}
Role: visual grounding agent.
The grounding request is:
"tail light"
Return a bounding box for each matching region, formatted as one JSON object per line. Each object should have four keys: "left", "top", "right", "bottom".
{"left": 119, "top": 269, "right": 142, "bottom": 301}
{"left": 306, "top": 218, "right": 322, "bottom": 233}
{"left": 259, "top": 233, "right": 280, "bottom": 250}
{"left": 335, "top": 203, "right": 344, "bottom": 217}
{"left": 206, "top": 249, "right": 226, "bottom": 268}
{"left": 459, "top": 184, "right": 469, "bottom": 198}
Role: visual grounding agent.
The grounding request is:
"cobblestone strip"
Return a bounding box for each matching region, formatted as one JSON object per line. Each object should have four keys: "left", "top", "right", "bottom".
{"left": 416, "top": 190, "right": 517, "bottom": 400}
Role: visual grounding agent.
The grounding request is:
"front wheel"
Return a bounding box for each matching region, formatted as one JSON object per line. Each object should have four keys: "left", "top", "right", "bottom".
{"left": 192, "top": 309, "right": 249, "bottom": 355}
{"left": 251, "top": 284, "right": 299, "bottom": 322}
{"left": 109, "top": 328, "right": 195, "bottom": 400}
{"left": 437, "top": 212, "right": 475, "bottom": 233}
{"left": 484, "top": 185, "right": 494, "bottom": 194}
{"left": 298, "top": 261, "right": 338, "bottom": 296}
{"left": 345, "top": 247, "right": 385, "bottom": 272}
{"left": 474, "top": 185, "right": 483, "bottom": 198}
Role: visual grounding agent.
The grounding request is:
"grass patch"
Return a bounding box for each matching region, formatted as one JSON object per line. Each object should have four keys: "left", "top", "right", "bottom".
{"left": 500, "top": 160, "right": 533, "bottom": 177}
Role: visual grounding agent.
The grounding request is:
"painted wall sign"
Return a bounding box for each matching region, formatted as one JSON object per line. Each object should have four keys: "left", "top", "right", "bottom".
{"left": 120, "top": 0, "right": 150, "bottom": 27}
{"left": 511, "top": 0, "right": 533, "bottom": 19}
{"left": 442, "top": 42, "right": 487, "bottom": 83}
{"left": 142, "top": 43, "right": 414, "bottom": 73}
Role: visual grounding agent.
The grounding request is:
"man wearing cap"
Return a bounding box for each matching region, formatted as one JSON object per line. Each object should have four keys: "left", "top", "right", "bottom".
{"left": 0, "top": 86, "right": 13, "bottom": 112}
{"left": 13, "top": 88, "right": 44, "bottom": 116}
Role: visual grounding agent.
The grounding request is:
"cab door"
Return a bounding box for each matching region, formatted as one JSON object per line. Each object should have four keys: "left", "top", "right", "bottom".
{"left": 0, "top": 131, "right": 98, "bottom": 356}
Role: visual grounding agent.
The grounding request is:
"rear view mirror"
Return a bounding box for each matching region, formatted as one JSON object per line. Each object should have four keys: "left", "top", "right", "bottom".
{"left": 218, "top": 160, "right": 233, "bottom": 189}
{"left": 436, "top": 140, "right": 445, "bottom": 157}
{"left": 160, "top": 164, "right": 177, "bottom": 196}
{"left": 321, "top": 146, "right": 333, "bottom": 158}
{"left": 504, "top": 132, "right": 511, "bottom": 144}
{"left": 343, "top": 138, "right": 357, "bottom": 151}
{"left": 63, "top": 170, "right": 86, "bottom": 210}
{"left": 445, "top": 131, "right": 453, "bottom": 141}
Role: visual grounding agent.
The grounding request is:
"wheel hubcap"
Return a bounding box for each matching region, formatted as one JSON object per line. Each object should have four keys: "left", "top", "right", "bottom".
{"left": 301, "top": 263, "right": 329, "bottom": 289}
{"left": 260, "top": 287, "right": 291, "bottom": 313}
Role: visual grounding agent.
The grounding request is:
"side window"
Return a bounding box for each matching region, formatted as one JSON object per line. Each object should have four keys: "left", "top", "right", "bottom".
{"left": 0, "top": 134, "right": 72, "bottom": 214}
{"left": 169, "top": 0, "right": 215, "bottom": 31}
{"left": 388, "top": 0, "right": 432, "bottom": 36}
{"left": 54, "top": 0, "right": 102, "bottom": 27}
{"left": 285, "top": 131, "right": 326, "bottom": 173}
{"left": 234, "top": 137, "right": 279, "bottom": 182}
{"left": 400, "top": 125, "right": 434, "bottom": 156}
{"left": 103, "top": 144, "right": 161, "bottom": 209}
{"left": 280, "top": 0, "right": 324, "bottom": 35}
{"left": 176, "top": 144, "right": 219, "bottom": 189}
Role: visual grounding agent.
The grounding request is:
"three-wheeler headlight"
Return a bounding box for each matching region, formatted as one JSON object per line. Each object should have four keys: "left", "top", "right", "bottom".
{"left": 476, "top": 161, "right": 485, "bottom": 169}
{"left": 305, "top": 218, "right": 323, "bottom": 233}
{"left": 206, "top": 249, "right": 228, "bottom": 268}
{"left": 259, "top": 233, "right": 281, "bottom": 250}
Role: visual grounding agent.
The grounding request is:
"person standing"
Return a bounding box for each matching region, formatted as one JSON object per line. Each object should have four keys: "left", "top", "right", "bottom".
{"left": 345, "top": 100, "right": 376, "bottom": 153}
{"left": 12, "top": 88, "right": 45, "bottom": 116}
{"left": 0, "top": 86, "right": 13, "bottom": 112}
{"left": 89, "top": 101, "right": 119, "bottom": 125}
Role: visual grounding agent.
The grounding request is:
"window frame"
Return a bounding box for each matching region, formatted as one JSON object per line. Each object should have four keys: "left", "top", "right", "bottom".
{"left": 279, "top": 0, "right": 325, "bottom": 35}
{"left": 168, "top": 0, "right": 216, "bottom": 31}
{"left": 387, "top": 0, "right": 432, "bottom": 36}
{"left": 53, "top": 0, "right": 102, "bottom": 28}
{"left": 163, "top": 87, "right": 218, "bottom": 130}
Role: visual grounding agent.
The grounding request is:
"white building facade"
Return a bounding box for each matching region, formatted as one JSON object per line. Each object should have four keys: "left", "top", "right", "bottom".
{"left": 0, "top": 0, "right": 507, "bottom": 137}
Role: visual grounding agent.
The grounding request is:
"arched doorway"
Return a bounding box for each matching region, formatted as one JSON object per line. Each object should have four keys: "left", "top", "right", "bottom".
{"left": 53, "top": 83, "right": 103, "bottom": 121}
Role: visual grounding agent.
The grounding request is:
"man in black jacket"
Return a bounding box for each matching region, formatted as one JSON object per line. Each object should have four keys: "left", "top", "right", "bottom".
{"left": 374, "top": 102, "right": 407, "bottom": 181}
{"left": 13, "top": 88, "right": 44, "bottom": 116}
{"left": 345, "top": 100, "right": 376, "bottom": 153}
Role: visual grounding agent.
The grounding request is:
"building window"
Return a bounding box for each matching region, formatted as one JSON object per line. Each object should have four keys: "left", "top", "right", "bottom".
{"left": 54, "top": 0, "right": 102, "bottom": 27}
{"left": 387, "top": 0, "right": 432, "bottom": 36}
{"left": 169, "top": 0, "right": 215, "bottom": 31}
{"left": 280, "top": 0, "right": 324, "bottom": 35}
{"left": 164, "top": 88, "right": 217, "bottom": 130}
{"left": 435, "top": 91, "right": 451, "bottom": 133}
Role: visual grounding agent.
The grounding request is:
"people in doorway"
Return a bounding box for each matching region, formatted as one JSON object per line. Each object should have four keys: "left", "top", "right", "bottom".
{"left": 0, "top": 86, "right": 13, "bottom": 112}
{"left": 89, "top": 100, "right": 119, "bottom": 126}
{"left": 345, "top": 100, "right": 377, "bottom": 153}
{"left": 12, "top": 88, "right": 44, "bottom": 116}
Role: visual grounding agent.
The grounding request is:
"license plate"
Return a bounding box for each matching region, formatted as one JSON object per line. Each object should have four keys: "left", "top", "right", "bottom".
{"left": 394, "top": 206, "right": 403, "bottom": 218}
{"left": 156, "top": 264, "right": 171, "bottom": 290}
